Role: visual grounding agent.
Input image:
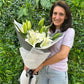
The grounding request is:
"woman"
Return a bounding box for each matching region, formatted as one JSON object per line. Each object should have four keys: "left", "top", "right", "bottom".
{"left": 24, "top": 1, "right": 75, "bottom": 84}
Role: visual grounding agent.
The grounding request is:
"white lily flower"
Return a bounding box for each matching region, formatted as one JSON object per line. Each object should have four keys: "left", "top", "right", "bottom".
{"left": 25, "top": 30, "right": 46, "bottom": 47}
{"left": 14, "top": 20, "right": 63, "bottom": 49}
{"left": 40, "top": 35, "right": 53, "bottom": 48}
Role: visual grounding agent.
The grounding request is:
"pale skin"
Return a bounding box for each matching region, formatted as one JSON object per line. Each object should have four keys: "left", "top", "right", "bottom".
{"left": 24, "top": 6, "right": 70, "bottom": 74}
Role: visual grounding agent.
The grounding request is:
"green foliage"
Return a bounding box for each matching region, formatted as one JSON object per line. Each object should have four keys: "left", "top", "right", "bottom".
{"left": 0, "top": 0, "right": 84, "bottom": 84}
{"left": 67, "top": 0, "right": 84, "bottom": 83}
{"left": 40, "top": 0, "right": 52, "bottom": 9}
{"left": 0, "top": 0, "right": 24, "bottom": 83}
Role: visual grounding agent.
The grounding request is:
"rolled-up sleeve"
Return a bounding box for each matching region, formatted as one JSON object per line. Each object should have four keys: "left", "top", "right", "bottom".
{"left": 62, "top": 28, "right": 75, "bottom": 48}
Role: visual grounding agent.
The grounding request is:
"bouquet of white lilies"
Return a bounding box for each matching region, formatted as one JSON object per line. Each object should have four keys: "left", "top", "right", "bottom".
{"left": 14, "top": 18, "right": 63, "bottom": 69}
{"left": 14, "top": 18, "right": 63, "bottom": 84}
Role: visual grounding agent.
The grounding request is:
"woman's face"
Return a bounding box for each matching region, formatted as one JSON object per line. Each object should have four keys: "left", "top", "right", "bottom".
{"left": 52, "top": 6, "right": 66, "bottom": 29}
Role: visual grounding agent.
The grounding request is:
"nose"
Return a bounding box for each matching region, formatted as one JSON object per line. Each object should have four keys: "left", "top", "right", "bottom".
{"left": 56, "top": 14, "right": 60, "bottom": 19}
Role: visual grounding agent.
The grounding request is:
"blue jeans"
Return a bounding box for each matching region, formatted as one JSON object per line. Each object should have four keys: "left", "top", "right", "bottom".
{"left": 36, "top": 66, "right": 68, "bottom": 84}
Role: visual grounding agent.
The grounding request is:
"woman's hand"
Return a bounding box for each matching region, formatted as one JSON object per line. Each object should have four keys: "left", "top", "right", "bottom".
{"left": 33, "top": 63, "right": 44, "bottom": 74}
{"left": 33, "top": 45, "right": 70, "bottom": 74}
{"left": 24, "top": 64, "right": 28, "bottom": 72}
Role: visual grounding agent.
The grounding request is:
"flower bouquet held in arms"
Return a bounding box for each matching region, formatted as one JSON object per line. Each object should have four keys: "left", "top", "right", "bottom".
{"left": 14, "top": 18, "right": 63, "bottom": 84}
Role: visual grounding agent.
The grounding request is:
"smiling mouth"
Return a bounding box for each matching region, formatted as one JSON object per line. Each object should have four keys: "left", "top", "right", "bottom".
{"left": 54, "top": 20, "right": 60, "bottom": 23}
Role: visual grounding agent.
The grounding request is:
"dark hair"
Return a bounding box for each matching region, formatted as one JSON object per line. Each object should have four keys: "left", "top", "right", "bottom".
{"left": 49, "top": 1, "right": 72, "bottom": 33}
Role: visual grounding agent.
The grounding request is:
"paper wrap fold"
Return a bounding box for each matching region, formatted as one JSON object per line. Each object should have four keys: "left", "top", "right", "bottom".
{"left": 19, "top": 47, "right": 50, "bottom": 69}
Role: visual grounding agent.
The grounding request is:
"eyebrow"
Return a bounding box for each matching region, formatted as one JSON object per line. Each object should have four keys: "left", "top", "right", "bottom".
{"left": 53, "top": 12, "right": 65, "bottom": 15}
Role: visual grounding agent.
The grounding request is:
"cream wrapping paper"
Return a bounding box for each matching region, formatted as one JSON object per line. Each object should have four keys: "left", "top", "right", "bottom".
{"left": 19, "top": 47, "right": 50, "bottom": 69}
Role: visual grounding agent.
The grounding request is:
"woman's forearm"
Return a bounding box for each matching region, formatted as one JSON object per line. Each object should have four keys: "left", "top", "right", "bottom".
{"left": 43, "top": 52, "right": 64, "bottom": 66}
{"left": 43, "top": 45, "right": 70, "bottom": 66}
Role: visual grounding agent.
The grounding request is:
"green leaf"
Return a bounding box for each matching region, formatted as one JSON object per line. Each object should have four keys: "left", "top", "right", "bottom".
{"left": 40, "top": 0, "right": 52, "bottom": 9}
{"left": 0, "top": 2, "right": 3, "bottom": 7}
{"left": 38, "top": 18, "right": 45, "bottom": 27}
{"left": 35, "top": 0, "right": 40, "bottom": 8}
{"left": 18, "top": 7, "right": 27, "bottom": 19}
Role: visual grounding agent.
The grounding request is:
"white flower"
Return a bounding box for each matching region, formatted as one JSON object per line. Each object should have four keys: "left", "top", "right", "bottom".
{"left": 14, "top": 20, "right": 63, "bottom": 49}
{"left": 40, "top": 35, "right": 53, "bottom": 48}
{"left": 25, "top": 30, "right": 46, "bottom": 47}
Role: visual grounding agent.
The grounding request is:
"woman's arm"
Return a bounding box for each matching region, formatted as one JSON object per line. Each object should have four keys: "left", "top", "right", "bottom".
{"left": 43, "top": 45, "right": 70, "bottom": 65}
{"left": 33, "top": 45, "right": 71, "bottom": 74}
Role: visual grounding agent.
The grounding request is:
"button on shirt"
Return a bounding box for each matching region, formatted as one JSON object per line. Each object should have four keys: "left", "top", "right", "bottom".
{"left": 48, "top": 28, "right": 75, "bottom": 71}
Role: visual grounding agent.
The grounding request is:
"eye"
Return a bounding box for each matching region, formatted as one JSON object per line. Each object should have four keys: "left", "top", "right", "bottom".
{"left": 59, "top": 13, "right": 64, "bottom": 16}
{"left": 53, "top": 12, "right": 57, "bottom": 15}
